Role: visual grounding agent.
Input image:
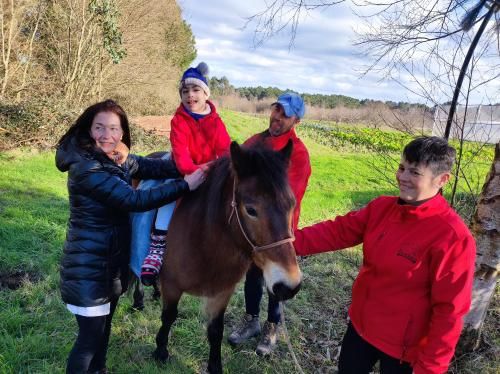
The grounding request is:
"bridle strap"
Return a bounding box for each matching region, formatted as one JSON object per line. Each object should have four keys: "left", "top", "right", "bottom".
{"left": 228, "top": 178, "right": 295, "bottom": 252}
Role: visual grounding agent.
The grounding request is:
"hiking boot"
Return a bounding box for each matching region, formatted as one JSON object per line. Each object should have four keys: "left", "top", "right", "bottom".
{"left": 255, "top": 321, "right": 278, "bottom": 356}
{"left": 228, "top": 314, "right": 261, "bottom": 346}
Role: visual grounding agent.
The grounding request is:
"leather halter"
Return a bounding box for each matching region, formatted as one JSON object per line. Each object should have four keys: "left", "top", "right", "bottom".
{"left": 228, "top": 178, "right": 295, "bottom": 252}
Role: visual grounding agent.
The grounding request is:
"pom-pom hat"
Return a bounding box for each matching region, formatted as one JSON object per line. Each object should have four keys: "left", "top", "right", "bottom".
{"left": 274, "top": 92, "right": 305, "bottom": 119}
{"left": 180, "top": 62, "right": 210, "bottom": 97}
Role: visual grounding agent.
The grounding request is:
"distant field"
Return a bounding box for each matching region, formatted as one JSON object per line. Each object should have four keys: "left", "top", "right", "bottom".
{"left": 0, "top": 110, "right": 496, "bottom": 373}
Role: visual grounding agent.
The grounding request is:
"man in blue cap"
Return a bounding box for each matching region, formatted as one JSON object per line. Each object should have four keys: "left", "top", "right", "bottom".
{"left": 228, "top": 92, "right": 311, "bottom": 355}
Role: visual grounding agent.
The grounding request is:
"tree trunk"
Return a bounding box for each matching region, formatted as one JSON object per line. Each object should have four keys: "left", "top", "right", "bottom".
{"left": 457, "top": 142, "right": 500, "bottom": 352}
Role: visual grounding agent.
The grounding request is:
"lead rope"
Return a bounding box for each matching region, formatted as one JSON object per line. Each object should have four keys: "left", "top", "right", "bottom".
{"left": 228, "top": 178, "right": 294, "bottom": 252}
{"left": 280, "top": 301, "right": 306, "bottom": 374}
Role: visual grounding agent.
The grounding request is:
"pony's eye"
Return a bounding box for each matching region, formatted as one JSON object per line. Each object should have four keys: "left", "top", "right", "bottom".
{"left": 245, "top": 206, "right": 258, "bottom": 217}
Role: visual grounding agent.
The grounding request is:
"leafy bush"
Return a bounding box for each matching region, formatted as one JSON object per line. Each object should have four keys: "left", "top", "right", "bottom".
{"left": 300, "top": 122, "right": 411, "bottom": 153}
{"left": 129, "top": 122, "right": 170, "bottom": 153}
{"left": 300, "top": 122, "right": 495, "bottom": 162}
{"left": 0, "top": 100, "right": 78, "bottom": 151}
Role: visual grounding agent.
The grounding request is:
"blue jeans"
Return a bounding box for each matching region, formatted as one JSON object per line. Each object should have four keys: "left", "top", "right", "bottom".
{"left": 244, "top": 263, "right": 281, "bottom": 324}
{"left": 129, "top": 179, "right": 160, "bottom": 277}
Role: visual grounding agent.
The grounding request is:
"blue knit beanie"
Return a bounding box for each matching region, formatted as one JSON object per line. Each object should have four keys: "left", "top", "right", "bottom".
{"left": 180, "top": 62, "right": 210, "bottom": 97}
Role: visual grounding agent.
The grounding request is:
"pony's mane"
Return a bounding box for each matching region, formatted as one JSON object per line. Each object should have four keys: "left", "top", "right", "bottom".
{"left": 237, "top": 143, "right": 292, "bottom": 210}
{"left": 205, "top": 155, "right": 232, "bottom": 223}
{"left": 202, "top": 143, "right": 293, "bottom": 225}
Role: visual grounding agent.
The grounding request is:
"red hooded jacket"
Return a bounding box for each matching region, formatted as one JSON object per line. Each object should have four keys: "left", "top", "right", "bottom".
{"left": 244, "top": 129, "right": 311, "bottom": 230}
{"left": 170, "top": 101, "right": 231, "bottom": 175}
{"left": 294, "top": 194, "right": 475, "bottom": 374}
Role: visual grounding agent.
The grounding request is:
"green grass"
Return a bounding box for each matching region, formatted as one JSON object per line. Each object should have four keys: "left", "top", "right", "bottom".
{"left": 0, "top": 111, "right": 497, "bottom": 373}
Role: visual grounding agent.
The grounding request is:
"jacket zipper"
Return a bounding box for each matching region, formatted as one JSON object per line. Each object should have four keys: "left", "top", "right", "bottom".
{"left": 401, "top": 316, "right": 413, "bottom": 363}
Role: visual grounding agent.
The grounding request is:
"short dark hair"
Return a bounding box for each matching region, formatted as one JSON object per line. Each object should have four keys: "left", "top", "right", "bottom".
{"left": 57, "top": 99, "right": 131, "bottom": 151}
{"left": 402, "top": 136, "right": 456, "bottom": 175}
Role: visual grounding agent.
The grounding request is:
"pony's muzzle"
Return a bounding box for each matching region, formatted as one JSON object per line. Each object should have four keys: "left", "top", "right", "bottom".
{"left": 261, "top": 258, "right": 302, "bottom": 301}
{"left": 272, "top": 281, "right": 301, "bottom": 301}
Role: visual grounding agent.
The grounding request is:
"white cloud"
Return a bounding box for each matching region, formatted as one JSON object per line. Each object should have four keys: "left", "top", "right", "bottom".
{"left": 179, "top": 1, "right": 499, "bottom": 104}
{"left": 212, "top": 23, "right": 239, "bottom": 37}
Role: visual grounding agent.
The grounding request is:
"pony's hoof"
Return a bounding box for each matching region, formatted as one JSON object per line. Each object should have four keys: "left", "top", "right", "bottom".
{"left": 131, "top": 303, "right": 144, "bottom": 312}
{"left": 152, "top": 348, "right": 169, "bottom": 363}
{"left": 152, "top": 289, "right": 161, "bottom": 300}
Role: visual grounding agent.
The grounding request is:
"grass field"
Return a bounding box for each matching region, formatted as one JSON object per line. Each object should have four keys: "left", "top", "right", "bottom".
{"left": 0, "top": 110, "right": 497, "bottom": 373}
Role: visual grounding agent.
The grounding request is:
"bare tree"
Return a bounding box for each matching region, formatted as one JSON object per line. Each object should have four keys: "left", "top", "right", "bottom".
{"left": 41, "top": 0, "right": 126, "bottom": 105}
{"left": 0, "top": 0, "right": 17, "bottom": 98}
{"left": 16, "top": 1, "right": 44, "bottom": 101}
{"left": 0, "top": 0, "right": 46, "bottom": 101}
{"left": 245, "top": 0, "right": 346, "bottom": 47}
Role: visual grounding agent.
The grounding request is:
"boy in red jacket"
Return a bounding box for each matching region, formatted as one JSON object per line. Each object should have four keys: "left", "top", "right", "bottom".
{"left": 140, "top": 62, "right": 231, "bottom": 285}
{"left": 228, "top": 92, "right": 312, "bottom": 355}
{"left": 294, "top": 136, "right": 475, "bottom": 374}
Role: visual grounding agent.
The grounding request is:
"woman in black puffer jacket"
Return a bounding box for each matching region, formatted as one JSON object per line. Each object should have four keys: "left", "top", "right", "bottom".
{"left": 56, "top": 99, "right": 205, "bottom": 374}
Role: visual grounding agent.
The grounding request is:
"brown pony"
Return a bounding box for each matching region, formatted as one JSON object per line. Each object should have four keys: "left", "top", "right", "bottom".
{"left": 153, "top": 141, "right": 302, "bottom": 374}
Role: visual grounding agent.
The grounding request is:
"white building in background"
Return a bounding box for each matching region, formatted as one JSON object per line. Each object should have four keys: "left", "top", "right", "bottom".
{"left": 433, "top": 105, "right": 500, "bottom": 144}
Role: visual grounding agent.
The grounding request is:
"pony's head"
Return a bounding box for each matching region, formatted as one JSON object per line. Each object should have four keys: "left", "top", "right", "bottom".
{"left": 230, "top": 141, "right": 302, "bottom": 301}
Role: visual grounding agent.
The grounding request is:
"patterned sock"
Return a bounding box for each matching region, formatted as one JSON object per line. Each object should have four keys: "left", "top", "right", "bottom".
{"left": 141, "top": 231, "right": 167, "bottom": 286}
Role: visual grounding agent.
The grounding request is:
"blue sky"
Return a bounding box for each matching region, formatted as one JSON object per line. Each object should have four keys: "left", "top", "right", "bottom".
{"left": 178, "top": 1, "right": 499, "bottom": 104}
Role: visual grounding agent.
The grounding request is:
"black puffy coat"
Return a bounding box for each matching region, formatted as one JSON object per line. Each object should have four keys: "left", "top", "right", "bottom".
{"left": 56, "top": 137, "right": 189, "bottom": 307}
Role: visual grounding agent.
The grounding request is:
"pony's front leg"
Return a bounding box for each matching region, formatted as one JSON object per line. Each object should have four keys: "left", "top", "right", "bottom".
{"left": 132, "top": 277, "right": 145, "bottom": 310}
{"left": 207, "top": 311, "right": 225, "bottom": 374}
{"left": 152, "top": 278, "right": 161, "bottom": 300}
{"left": 153, "top": 299, "right": 179, "bottom": 362}
{"left": 206, "top": 289, "right": 234, "bottom": 374}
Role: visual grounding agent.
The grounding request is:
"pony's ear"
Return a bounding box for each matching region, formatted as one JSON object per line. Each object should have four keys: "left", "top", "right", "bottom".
{"left": 230, "top": 141, "right": 244, "bottom": 175}
{"left": 280, "top": 139, "right": 293, "bottom": 164}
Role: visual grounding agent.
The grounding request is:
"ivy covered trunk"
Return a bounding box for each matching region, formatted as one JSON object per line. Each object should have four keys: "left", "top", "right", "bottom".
{"left": 458, "top": 142, "right": 500, "bottom": 352}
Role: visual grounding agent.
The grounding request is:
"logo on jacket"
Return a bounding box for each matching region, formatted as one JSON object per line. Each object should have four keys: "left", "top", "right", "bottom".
{"left": 397, "top": 246, "right": 418, "bottom": 264}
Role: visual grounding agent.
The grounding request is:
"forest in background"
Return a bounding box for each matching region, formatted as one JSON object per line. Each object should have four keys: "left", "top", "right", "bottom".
{"left": 208, "top": 76, "right": 434, "bottom": 131}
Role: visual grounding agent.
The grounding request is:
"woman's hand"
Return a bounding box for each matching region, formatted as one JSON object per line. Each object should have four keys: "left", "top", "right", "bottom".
{"left": 108, "top": 141, "right": 129, "bottom": 165}
{"left": 184, "top": 168, "right": 206, "bottom": 191}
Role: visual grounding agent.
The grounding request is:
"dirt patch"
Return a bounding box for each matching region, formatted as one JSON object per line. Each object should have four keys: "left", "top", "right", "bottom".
{"left": 131, "top": 116, "right": 172, "bottom": 137}
{"left": 0, "top": 270, "right": 40, "bottom": 290}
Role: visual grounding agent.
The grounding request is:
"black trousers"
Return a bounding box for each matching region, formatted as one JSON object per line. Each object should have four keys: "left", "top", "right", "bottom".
{"left": 66, "top": 298, "right": 118, "bottom": 374}
{"left": 339, "top": 322, "right": 413, "bottom": 374}
{"left": 244, "top": 263, "right": 281, "bottom": 323}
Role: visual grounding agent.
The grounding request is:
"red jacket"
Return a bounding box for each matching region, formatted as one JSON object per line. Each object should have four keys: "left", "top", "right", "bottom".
{"left": 170, "top": 101, "right": 231, "bottom": 175}
{"left": 244, "top": 129, "right": 311, "bottom": 230}
{"left": 294, "top": 194, "right": 475, "bottom": 374}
